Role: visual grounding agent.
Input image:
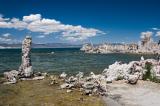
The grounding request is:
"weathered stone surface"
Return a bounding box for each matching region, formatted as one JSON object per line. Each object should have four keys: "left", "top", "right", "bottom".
{"left": 3, "top": 70, "right": 18, "bottom": 84}
{"left": 127, "top": 74, "right": 139, "bottom": 84}
{"left": 19, "top": 36, "right": 33, "bottom": 77}
{"left": 83, "top": 82, "right": 95, "bottom": 89}
{"left": 23, "top": 66, "right": 33, "bottom": 77}
{"left": 60, "top": 83, "right": 69, "bottom": 89}
{"left": 57, "top": 58, "right": 160, "bottom": 97}
{"left": 76, "top": 71, "right": 84, "bottom": 79}
{"left": 102, "top": 58, "right": 160, "bottom": 83}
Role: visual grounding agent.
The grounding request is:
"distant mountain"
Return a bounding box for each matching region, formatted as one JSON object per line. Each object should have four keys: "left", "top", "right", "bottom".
{"left": 0, "top": 43, "right": 82, "bottom": 49}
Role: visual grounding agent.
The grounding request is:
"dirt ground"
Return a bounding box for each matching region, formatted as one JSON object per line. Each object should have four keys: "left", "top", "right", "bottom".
{"left": 105, "top": 80, "right": 160, "bottom": 106}
{"left": 0, "top": 77, "right": 105, "bottom": 106}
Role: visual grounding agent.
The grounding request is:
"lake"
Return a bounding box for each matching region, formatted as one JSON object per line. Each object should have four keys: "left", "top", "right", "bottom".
{"left": 0, "top": 48, "right": 157, "bottom": 75}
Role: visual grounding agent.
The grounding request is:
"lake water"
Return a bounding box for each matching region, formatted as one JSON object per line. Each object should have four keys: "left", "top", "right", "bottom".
{"left": 0, "top": 48, "right": 157, "bottom": 75}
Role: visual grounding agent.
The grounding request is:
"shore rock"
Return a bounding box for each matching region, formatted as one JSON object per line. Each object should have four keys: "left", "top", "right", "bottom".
{"left": 3, "top": 70, "right": 18, "bottom": 84}
{"left": 60, "top": 72, "right": 67, "bottom": 79}
{"left": 126, "top": 74, "right": 139, "bottom": 84}
{"left": 76, "top": 71, "right": 84, "bottom": 79}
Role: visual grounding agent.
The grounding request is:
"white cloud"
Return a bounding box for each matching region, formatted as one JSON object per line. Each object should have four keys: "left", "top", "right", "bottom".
{"left": 11, "top": 18, "right": 27, "bottom": 29}
{"left": 140, "top": 31, "right": 153, "bottom": 39}
{"left": 23, "top": 14, "right": 41, "bottom": 22}
{"left": 152, "top": 27, "right": 160, "bottom": 31}
{"left": 0, "top": 14, "right": 105, "bottom": 41}
{"left": 156, "top": 31, "right": 160, "bottom": 37}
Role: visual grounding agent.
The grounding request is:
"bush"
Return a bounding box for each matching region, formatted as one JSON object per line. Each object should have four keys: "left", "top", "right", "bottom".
{"left": 143, "top": 62, "right": 160, "bottom": 83}
{"left": 143, "top": 62, "right": 152, "bottom": 80}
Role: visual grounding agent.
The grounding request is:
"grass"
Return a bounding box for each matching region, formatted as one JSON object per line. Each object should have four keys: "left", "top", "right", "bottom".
{"left": 0, "top": 76, "right": 105, "bottom": 106}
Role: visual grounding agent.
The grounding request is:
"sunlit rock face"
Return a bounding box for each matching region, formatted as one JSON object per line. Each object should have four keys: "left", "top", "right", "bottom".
{"left": 19, "top": 36, "right": 33, "bottom": 77}
{"left": 102, "top": 58, "right": 160, "bottom": 83}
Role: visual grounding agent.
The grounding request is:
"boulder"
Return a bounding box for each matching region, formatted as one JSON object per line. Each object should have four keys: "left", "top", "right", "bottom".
{"left": 127, "top": 74, "right": 139, "bottom": 84}
{"left": 3, "top": 70, "right": 18, "bottom": 84}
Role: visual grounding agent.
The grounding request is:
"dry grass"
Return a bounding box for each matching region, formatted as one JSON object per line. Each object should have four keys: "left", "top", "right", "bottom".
{"left": 0, "top": 77, "right": 105, "bottom": 106}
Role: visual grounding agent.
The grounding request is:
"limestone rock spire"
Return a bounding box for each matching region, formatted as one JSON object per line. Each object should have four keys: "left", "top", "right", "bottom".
{"left": 19, "top": 36, "right": 33, "bottom": 77}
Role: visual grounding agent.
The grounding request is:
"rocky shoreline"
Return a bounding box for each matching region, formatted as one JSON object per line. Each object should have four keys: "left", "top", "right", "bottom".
{"left": 2, "top": 36, "right": 160, "bottom": 106}
{"left": 81, "top": 31, "right": 160, "bottom": 54}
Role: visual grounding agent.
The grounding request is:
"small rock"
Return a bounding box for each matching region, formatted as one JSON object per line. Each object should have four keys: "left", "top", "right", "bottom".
{"left": 106, "top": 78, "right": 112, "bottom": 83}
{"left": 3, "top": 70, "right": 18, "bottom": 84}
{"left": 66, "top": 90, "right": 72, "bottom": 93}
{"left": 76, "top": 71, "right": 84, "bottom": 79}
{"left": 84, "top": 89, "right": 92, "bottom": 95}
{"left": 32, "top": 76, "right": 45, "bottom": 80}
{"left": 66, "top": 76, "right": 77, "bottom": 83}
{"left": 60, "top": 72, "right": 67, "bottom": 79}
{"left": 60, "top": 83, "right": 69, "bottom": 89}
{"left": 83, "top": 82, "right": 94, "bottom": 89}
{"left": 127, "top": 74, "right": 139, "bottom": 84}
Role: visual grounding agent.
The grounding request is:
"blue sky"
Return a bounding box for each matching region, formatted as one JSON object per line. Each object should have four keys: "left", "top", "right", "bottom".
{"left": 0, "top": 0, "right": 160, "bottom": 44}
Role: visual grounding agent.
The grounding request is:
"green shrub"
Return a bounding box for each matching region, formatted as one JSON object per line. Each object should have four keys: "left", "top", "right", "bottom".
{"left": 143, "top": 62, "right": 160, "bottom": 83}
{"left": 143, "top": 62, "right": 152, "bottom": 80}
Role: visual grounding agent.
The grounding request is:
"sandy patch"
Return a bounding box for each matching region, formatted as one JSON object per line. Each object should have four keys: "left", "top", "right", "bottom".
{"left": 105, "top": 80, "right": 160, "bottom": 106}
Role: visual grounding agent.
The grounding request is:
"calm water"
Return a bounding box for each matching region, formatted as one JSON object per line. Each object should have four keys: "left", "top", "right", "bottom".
{"left": 0, "top": 48, "right": 157, "bottom": 75}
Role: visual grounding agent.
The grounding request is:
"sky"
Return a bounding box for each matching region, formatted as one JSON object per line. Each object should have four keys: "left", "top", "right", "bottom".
{"left": 0, "top": 0, "right": 160, "bottom": 44}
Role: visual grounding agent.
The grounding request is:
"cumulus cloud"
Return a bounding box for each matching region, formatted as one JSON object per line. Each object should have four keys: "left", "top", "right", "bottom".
{"left": 0, "top": 14, "right": 105, "bottom": 41}
{"left": 23, "top": 14, "right": 41, "bottom": 22}
{"left": 140, "top": 31, "right": 153, "bottom": 39}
